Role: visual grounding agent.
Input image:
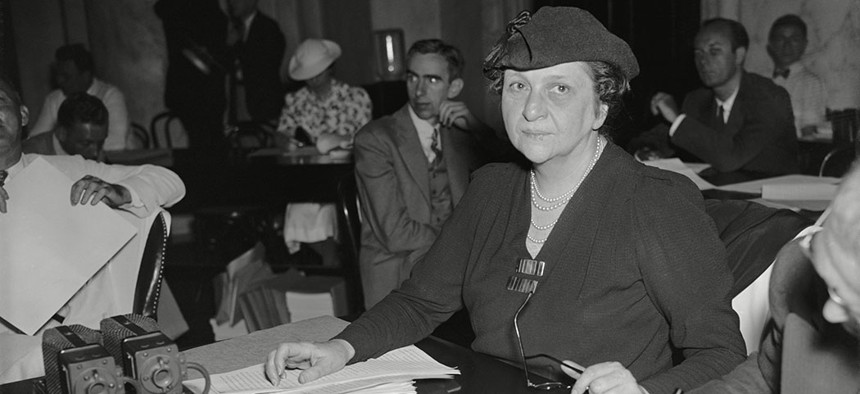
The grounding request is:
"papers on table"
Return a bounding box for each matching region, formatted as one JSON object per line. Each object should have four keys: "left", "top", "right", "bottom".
{"left": 643, "top": 158, "right": 841, "bottom": 211}
{"left": 0, "top": 157, "right": 136, "bottom": 334}
{"left": 183, "top": 345, "right": 459, "bottom": 394}
{"left": 642, "top": 158, "right": 716, "bottom": 190}
{"left": 717, "top": 174, "right": 840, "bottom": 211}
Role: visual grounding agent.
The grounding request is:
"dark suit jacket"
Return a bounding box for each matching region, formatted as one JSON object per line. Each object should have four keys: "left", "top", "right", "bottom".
{"left": 691, "top": 239, "right": 860, "bottom": 393}
{"left": 672, "top": 72, "right": 799, "bottom": 175}
{"left": 353, "top": 105, "right": 488, "bottom": 308}
{"left": 235, "top": 12, "right": 285, "bottom": 123}
{"left": 21, "top": 132, "right": 57, "bottom": 156}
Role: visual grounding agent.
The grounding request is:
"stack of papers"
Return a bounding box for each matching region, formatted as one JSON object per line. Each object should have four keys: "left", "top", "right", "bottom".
{"left": 183, "top": 345, "right": 459, "bottom": 394}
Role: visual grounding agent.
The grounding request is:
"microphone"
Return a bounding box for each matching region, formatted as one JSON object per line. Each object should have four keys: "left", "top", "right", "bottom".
{"left": 41, "top": 324, "right": 129, "bottom": 394}
{"left": 101, "top": 314, "right": 209, "bottom": 394}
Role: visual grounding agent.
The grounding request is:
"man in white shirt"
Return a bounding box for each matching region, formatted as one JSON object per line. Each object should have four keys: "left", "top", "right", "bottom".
{"left": 768, "top": 14, "right": 827, "bottom": 138}
{"left": 22, "top": 93, "right": 108, "bottom": 161}
{"left": 0, "top": 76, "right": 186, "bottom": 383}
{"left": 28, "top": 44, "right": 129, "bottom": 151}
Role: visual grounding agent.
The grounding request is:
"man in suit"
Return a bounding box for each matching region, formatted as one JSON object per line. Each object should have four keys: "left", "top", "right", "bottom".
{"left": 22, "top": 93, "right": 107, "bottom": 161}
{"left": 225, "top": 0, "right": 285, "bottom": 125}
{"left": 650, "top": 18, "right": 798, "bottom": 177}
{"left": 691, "top": 162, "right": 860, "bottom": 393}
{"left": 354, "top": 39, "right": 507, "bottom": 308}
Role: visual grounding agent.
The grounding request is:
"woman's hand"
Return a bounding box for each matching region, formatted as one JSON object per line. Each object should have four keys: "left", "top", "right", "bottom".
{"left": 264, "top": 339, "right": 355, "bottom": 386}
{"left": 562, "top": 361, "right": 646, "bottom": 394}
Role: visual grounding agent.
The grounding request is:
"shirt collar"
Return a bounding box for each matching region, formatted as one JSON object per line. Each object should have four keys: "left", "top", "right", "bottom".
{"left": 407, "top": 104, "right": 438, "bottom": 132}
{"left": 716, "top": 84, "right": 740, "bottom": 118}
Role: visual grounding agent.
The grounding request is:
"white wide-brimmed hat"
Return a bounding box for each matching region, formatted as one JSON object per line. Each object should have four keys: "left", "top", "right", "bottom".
{"left": 288, "top": 38, "right": 342, "bottom": 81}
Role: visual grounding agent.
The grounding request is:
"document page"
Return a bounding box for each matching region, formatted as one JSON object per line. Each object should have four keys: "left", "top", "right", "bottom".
{"left": 183, "top": 345, "right": 458, "bottom": 394}
{"left": 0, "top": 157, "right": 136, "bottom": 334}
{"left": 642, "top": 158, "right": 715, "bottom": 190}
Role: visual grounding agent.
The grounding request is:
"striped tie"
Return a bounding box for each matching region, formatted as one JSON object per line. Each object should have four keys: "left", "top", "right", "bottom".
{"left": 431, "top": 126, "right": 443, "bottom": 165}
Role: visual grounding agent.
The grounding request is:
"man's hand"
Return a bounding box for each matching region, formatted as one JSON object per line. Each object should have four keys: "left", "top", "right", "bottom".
{"left": 563, "top": 361, "right": 647, "bottom": 394}
{"left": 650, "top": 92, "right": 680, "bottom": 123}
{"left": 70, "top": 175, "right": 131, "bottom": 208}
{"left": 0, "top": 184, "right": 7, "bottom": 213}
{"left": 265, "top": 339, "right": 354, "bottom": 386}
{"left": 439, "top": 100, "right": 479, "bottom": 130}
{"left": 316, "top": 134, "right": 353, "bottom": 154}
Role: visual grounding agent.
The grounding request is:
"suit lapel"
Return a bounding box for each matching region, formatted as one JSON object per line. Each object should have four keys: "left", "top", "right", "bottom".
{"left": 393, "top": 107, "right": 431, "bottom": 204}
{"left": 441, "top": 125, "right": 469, "bottom": 204}
{"left": 725, "top": 74, "right": 747, "bottom": 133}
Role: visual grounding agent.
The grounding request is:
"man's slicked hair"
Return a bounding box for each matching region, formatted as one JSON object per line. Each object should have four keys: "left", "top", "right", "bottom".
{"left": 701, "top": 18, "right": 750, "bottom": 51}
{"left": 406, "top": 39, "right": 464, "bottom": 80}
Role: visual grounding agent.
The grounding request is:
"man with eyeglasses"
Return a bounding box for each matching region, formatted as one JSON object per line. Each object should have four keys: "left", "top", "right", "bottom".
{"left": 691, "top": 163, "right": 860, "bottom": 393}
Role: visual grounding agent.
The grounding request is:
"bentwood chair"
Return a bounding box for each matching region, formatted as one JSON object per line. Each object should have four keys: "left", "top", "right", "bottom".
{"left": 133, "top": 210, "right": 169, "bottom": 319}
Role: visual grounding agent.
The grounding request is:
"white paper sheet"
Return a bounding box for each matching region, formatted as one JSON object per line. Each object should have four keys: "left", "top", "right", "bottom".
{"left": 183, "top": 345, "right": 458, "bottom": 394}
{"left": 716, "top": 174, "right": 841, "bottom": 195}
{"left": 642, "top": 158, "right": 716, "bottom": 190}
{"left": 0, "top": 157, "right": 136, "bottom": 334}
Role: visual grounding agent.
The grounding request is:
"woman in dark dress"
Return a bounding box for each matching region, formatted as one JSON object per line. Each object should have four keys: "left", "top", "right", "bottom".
{"left": 265, "top": 7, "right": 745, "bottom": 393}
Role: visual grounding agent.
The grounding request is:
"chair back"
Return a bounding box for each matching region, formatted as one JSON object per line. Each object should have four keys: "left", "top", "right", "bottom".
{"left": 129, "top": 122, "right": 151, "bottom": 149}
{"left": 335, "top": 172, "right": 364, "bottom": 312}
{"left": 819, "top": 146, "right": 856, "bottom": 177}
{"left": 133, "top": 211, "right": 169, "bottom": 319}
{"left": 149, "top": 111, "right": 182, "bottom": 148}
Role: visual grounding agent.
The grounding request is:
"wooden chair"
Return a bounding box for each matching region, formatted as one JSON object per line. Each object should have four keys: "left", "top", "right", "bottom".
{"left": 149, "top": 111, "right": 182, "bottom": 149}
{"left": 129, "top": 122, "right": 151, "bottom": 149}
{"left": 819, "top": 146, "right": 856, "bottom": 177}
{"left": 133, "top": 211, "right": 169, "bottom": 319}
{"left": 335, "top": 172, "right": 365, "bottom": 314}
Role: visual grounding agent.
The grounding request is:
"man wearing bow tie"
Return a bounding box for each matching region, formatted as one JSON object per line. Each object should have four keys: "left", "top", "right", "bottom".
{"left": 768, "top": 14, "right": 827, "bottom": 138}
{"left": 649, "top": 18, "right": 798, "bottom": 177}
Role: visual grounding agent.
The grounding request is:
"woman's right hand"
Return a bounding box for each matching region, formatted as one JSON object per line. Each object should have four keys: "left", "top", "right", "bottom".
{"left": 264, "top": 339, "right": 355, "bottom": 386}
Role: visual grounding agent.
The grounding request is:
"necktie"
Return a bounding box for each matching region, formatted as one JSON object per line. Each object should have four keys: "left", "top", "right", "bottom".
{"left": 716, "top": 104, "right": 725, "bottom": 125}
{"left": 0, "top": 170, "right": 7, "bottom": 187}
{"left": 773, "top": 68, "right": 790, "bottom": 79}
{"left": 430, "top": 126, "right": 443, "bottom": 165}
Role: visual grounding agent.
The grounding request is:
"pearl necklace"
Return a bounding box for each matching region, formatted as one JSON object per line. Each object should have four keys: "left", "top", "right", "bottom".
{"left": 528, "top": 137, "right": 603, "bottom": 243}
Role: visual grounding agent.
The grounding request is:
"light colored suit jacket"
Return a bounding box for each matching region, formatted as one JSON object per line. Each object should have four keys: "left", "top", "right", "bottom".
{"left": 353, "top": 105, "right": 486, "bottom": 308}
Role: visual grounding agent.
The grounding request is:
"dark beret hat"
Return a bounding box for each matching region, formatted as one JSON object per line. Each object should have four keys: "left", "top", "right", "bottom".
{"left": 483, "top": 6, "right": 640, "bottom": 81}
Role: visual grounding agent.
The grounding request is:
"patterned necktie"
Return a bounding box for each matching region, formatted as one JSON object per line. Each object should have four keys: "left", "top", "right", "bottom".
{"left": 0, "top": 170, "right": 7, "bottom": 187}
{"left": 430, "top": 126, "right": 443, "bottom": 165}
